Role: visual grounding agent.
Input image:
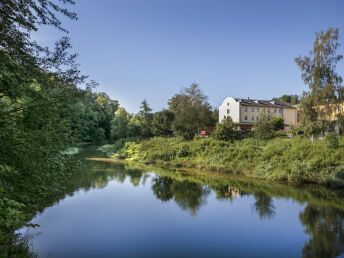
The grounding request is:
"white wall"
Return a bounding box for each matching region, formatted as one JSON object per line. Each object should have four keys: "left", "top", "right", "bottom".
{"left": 219, "top": 97, "right": 240, "bottom": 122}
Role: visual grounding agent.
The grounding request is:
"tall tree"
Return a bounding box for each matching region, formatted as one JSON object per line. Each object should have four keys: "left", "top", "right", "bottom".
{"left": 111, "top": 108, "right": 130, "bottom": 140}
{"left": 138, "top": 99, "right": 153, "bottom": 137}
{"left": 295, "top": 28, "right": 343, "bottom": 139}
{"left": 168, "top": 83, "right": 214, "bottom": 140}
{"left": 151, "top": 110, "right": 174, "bottom": 137}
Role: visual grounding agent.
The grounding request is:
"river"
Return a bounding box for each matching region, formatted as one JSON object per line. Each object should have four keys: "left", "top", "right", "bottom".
{"left": 19, "top": 146, "right": 344, "bottom": 257}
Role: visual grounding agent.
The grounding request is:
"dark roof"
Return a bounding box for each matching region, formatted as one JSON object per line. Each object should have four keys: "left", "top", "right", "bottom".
{"left": 236, "top": 98, "right": 296, "bottom": 109}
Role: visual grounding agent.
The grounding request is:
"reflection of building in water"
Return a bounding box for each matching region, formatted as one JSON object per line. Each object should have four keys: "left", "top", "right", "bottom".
{"left": 225, "top": 186, "right": 248, "bottom": 199}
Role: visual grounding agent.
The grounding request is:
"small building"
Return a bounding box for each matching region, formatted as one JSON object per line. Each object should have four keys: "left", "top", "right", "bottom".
{"left": 219, "top": 97, "right": 298, "bottom": 131}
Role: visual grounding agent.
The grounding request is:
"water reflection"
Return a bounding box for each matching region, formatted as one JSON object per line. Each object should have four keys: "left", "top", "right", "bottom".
{"left": 253, "top": 192, "right": 276, "bottom": 219}
{"left": 300, "top": 205, "right": 344, "bottom": 258}
{"left": 28, "top": 147, "right": 344, "bottom": 257}
{"left": 152, "top": 176, "right": 210, "bottom": 215}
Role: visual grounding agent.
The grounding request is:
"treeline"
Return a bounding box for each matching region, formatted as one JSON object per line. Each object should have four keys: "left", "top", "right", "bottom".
{"left": 109, "top": 83, "right": 217, "bottom": 141}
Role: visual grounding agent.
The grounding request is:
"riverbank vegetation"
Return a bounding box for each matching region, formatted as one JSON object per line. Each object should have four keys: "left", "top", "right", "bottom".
{"left": 101, "top": 135, "right": 344, "bottom": 187}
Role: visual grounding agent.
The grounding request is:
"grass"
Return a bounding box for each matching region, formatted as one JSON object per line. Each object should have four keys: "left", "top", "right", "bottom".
{"left": 100, "top": 136, "right": 344, "bottom": 187}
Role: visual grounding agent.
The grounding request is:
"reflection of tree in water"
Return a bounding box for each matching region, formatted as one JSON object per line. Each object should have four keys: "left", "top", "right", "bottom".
{"left": 152, "top": 176, "right": 173, "bottom": 201}
{"left": 252, "top": 192, "right": 275, "bottom": 219}
{"left": 300, "top": 204, "right": 344, "bottom": 258}
{"left": 128, "top": 170, "right": 143, "bottom": 187}
{"left": 213, "top": 185, "right": 249, "bottom": 201}
{"left": 151, "top": 176, "right": 210, "bottom": 215}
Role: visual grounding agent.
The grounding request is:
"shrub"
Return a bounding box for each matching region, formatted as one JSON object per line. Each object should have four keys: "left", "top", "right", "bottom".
{"left": 271, "top": 117, "right": 284, "bottom": 131}
{"left": 274, "top": 130, "right": 287, "bottom": 137}
{"left": 253, "top": 114, "right": 274, "bottom": 140}
{"left": 325, "top": 132, "right": 339, "bottom": 149}
{"left": 211, "top": 118, "right": 239, "bottom": 141}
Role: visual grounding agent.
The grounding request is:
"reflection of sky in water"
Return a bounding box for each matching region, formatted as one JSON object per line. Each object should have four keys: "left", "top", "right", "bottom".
{"left": 17, "top": 154, "right": 344, "bottom": 258}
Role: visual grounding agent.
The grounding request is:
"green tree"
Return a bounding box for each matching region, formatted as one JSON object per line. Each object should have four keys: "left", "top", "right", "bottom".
{"left": 138, "top": 99, "right": 153, "bottom": 137}
{"left": 253, "top": 114, "right": 274, "bottom": 140}
{"left": 295, "top": 28, "right": 343, "bottom": 139}
{"left": 151, "top": 110, "right": 174, "bottom": 137}
{"left": 127, "top": 115, "right": 143, "bottom": 137}
{"left": 168, "top": 83, "right": 214, "bottom": 140}
{"left": 270, "top": 117, "right": 284, "bottom": 131}
{"left": 272, "top": 95, "right": 300, "bottom": 105}
{"left": 111, "top": 108, "right": 130, "bottom": 140}
{"left": 212, "top": 118, "right": 239, "bottom": 141}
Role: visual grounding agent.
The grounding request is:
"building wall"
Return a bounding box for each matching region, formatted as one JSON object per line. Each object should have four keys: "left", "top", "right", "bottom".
{"left": 239, "top": 106, "right": 283, "bottom": 123}
{"left": 219, "top": 97, "right": 240, "bottom": 122}
{"left": 283, "top": 108, "right": 298, "bottom": 126}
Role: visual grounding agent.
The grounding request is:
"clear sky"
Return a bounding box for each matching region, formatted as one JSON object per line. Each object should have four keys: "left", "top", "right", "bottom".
{"left": 34, "top": 0, "right": 344, "bottom": 113}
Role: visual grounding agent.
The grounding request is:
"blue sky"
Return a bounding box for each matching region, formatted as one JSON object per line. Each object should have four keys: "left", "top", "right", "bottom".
{"left": 34, "top": 0, "right": 344, "bottom": 113}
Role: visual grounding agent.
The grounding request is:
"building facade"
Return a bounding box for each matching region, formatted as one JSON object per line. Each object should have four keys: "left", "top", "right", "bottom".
{"left": 219, "top": 97, "right": 298, "bottom": 131}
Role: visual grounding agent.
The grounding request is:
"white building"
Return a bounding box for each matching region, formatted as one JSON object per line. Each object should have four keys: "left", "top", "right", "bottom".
{"left": 219, "top": 97, "right": 298, "bottom": 131}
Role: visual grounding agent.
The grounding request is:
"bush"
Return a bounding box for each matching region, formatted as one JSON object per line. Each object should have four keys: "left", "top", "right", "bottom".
{"left": 325, "top": 132, "right": 339, "bottom": 149}
{"left": 211, "top": 118, "right": 239, "bottom": 141}
{"left": 271, "top": 117, "right": 284, "bottom": 131}
{"left": 253, "top": 114, "right": 274, "bottom": 140}
{"left": 274, "top": 130, "right": 287, "bottom": 137}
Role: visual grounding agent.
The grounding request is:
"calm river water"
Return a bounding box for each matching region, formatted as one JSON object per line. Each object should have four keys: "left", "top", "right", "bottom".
{"left": 20, "top": 146, "right": 344, "bottom": 257}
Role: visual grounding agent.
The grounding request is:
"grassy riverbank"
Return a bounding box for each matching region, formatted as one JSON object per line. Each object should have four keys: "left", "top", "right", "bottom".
{"left": 100, "top": 136, "right": 344, "bottom": 187}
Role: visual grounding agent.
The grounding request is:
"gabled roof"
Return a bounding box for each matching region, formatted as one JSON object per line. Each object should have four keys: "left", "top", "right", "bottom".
{"left": 236, "top": 98, "right": 296, "bottom": 109}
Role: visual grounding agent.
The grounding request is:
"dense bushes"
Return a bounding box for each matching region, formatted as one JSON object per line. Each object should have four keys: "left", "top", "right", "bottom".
{"left": 103, "top": 136, "right": 344, "bottom": 187}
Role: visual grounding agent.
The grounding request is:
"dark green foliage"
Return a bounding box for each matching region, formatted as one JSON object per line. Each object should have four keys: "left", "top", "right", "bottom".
{"left": 272, "top": 95, "right": 300, "bottom": 105}
{"left": 253, "top": 114, "right": 274, "bottom": 140}
{"left": 0, "top": 0, "right": 120, "bottom": 255}
{"left": 270, "top": 117, "right": 284, "bottom": 131}
{"left": 211, "top": 118, "right": 239, "bottom": 141}
{"left": 325, "top": 133, "right": 339, "bottom": 149}
{"left": 168, "top": 83, "right": 215, "bottom": 140}
{"left": 138, "top": 99, "right": 154, "bottom": 137}
{"left": 151, "top": 110, "right": 174, "bottom": 137}
{"left": 110, "top": 108, "right": 130, "bottom": 140}
{"left": 127, "top": 117, "right": 143, "bottom": 137}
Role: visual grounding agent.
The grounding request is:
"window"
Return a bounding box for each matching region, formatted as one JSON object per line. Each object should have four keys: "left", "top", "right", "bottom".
{"left": 245, "top": 116, "right": 248, "bottom": 121}
{"left": 338, "top": 107, "right": 342, "bottom": 112}
{"left": 279, "top": 109, "right": 282, "bottom": 113}
{"left": 257, "top": 108, "right": 260, "bottom": 112}
{"left": 268, "top": 109, "right": 270, "bottom": 113}
{"left": 245, "top": 108, "right": 248, "bottom": 112}
{"left": 227, "top": 102, "right": 229, "bottom": 106}
{"left": 264, "top": 108, "right": 266, "bottom": 113}
{"left": 251, "top": 108, "right": 254, "bottom": 112}
{"left": 252, "top": 116, "right": 254, "bottom": 121}
{"left": 274, "top": 109, "right": 277, "bottom": 113}
{"left": 227, "top": 109, "right": 230, "bottom": 114}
